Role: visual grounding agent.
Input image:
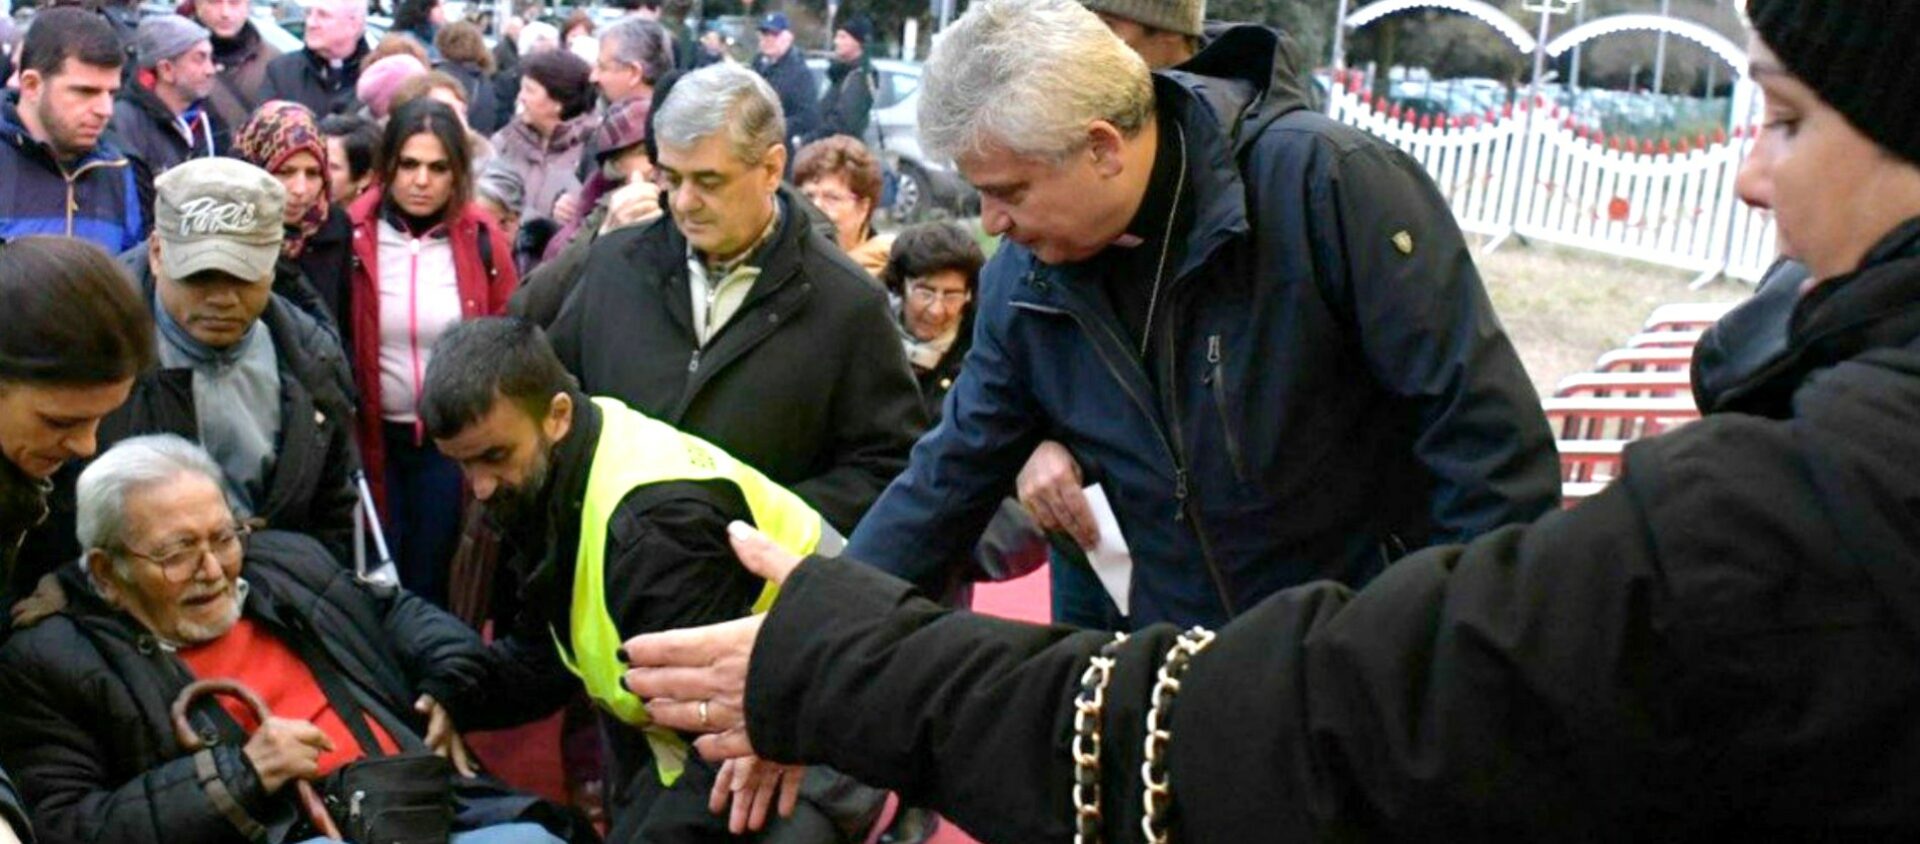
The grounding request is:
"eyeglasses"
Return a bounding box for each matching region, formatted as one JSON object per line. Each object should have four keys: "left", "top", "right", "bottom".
{"left": 906, "top": 282, "right": 970, "bottom": 308}
{"left": 801, "top": 187, "right": 860, "bottom": 208}
{"left": 117, "top": 523, "right": 251, "bottom": 584}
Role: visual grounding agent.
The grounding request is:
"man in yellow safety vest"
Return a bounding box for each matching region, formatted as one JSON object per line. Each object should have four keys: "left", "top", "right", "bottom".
{"left": 418, "top": 317, "right": 866, "bottom": 842}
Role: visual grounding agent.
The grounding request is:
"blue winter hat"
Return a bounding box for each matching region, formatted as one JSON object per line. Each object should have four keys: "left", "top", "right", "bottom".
{"left": 758, "top": 12, "right": 790, "bottom": 33}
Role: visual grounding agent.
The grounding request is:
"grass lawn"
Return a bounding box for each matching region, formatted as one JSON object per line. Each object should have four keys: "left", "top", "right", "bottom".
{"left": 1473, "top": 238, "right": 1755, "bottom": 396}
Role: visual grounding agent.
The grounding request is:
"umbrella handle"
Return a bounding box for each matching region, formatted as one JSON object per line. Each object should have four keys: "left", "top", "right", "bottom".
{"left": 173, "top": 678, "right": 344, "bottom": 841}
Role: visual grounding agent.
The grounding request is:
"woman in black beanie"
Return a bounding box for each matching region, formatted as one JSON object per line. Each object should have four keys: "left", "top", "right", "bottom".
{"left": 488, "top": 48, "right": 599, "bottom": 224}
{"left": 614, "top": 2, "right": 1920, "bottom": 840}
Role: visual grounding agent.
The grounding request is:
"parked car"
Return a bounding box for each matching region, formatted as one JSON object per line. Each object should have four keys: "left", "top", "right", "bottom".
{"left": 808, "top": 55, "right": 977, "bottom": 222}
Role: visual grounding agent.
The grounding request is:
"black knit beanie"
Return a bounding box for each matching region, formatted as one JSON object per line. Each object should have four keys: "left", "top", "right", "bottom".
{"left": 1745, "top": 0, "right": 1920, "bottom": 165}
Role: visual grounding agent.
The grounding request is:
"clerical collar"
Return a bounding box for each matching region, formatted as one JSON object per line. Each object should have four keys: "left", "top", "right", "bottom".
{"left": 1112, "top": 118, "right": 1182, "bottom": 250}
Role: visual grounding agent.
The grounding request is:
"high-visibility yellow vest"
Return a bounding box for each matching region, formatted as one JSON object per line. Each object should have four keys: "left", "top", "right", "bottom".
{"left": 555, "top": 397, "right": 831, "bottom": 786}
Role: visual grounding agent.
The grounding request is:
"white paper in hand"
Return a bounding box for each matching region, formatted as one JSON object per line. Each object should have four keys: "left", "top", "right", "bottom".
{"left": 1082, "top": 484, "right": 1133, "bottom": 616}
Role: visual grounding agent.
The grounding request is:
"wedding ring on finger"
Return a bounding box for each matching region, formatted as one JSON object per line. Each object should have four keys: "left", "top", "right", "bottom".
{"left": 699, "top": 699, "right": 712, "bottom": 728}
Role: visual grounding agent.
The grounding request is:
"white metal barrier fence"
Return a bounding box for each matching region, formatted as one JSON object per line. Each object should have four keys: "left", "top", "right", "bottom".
{"left": 1326, "top": 73, "right": 1778, "bottom": 284}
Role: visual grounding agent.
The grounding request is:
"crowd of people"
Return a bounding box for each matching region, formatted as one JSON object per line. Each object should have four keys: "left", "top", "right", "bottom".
{"left": 2, "top": 0, "right": 1916, "bottom": 840}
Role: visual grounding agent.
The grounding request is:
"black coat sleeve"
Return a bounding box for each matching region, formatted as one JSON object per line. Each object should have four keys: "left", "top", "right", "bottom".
{"left": 604, "top": 482, "right": 762, "bottom": 641}
{"left": 1309, "top": 137, "right": 1561, "bottom": 542}
{"left": 507, "top": 220, "right": 596, "bottom": 330}
{"left": 748, "top": 409, "right": 1920, "bottom": 841}
{"left": 443, "top": 629, "right": 580, "bottom": 732}
{"left": 443, "top": 483, "right": 766, "bottom": 731}
{"left": 370, "top": 575, "right": 495, "bottom": 708}
{"left": 791, "top": 287, "right": 928, "bottom": 534}
{"left": 304, "top": 404, "right": 362, "bottom": 563}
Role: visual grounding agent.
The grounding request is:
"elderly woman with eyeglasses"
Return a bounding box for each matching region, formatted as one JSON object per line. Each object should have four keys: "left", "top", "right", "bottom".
{"left": 795, "top": 134, "right": 894, "bottom": 278}
{"left": 881, "top": 221, "right": 980, "bottom": 420}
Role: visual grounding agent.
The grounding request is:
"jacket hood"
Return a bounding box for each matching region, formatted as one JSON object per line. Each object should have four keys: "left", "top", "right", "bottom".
{"left": 1175, "top": 23, "right": 1317, "bottom": 152}
{"left": 1694, "top": 217, "right": 1920, "bottom": 417}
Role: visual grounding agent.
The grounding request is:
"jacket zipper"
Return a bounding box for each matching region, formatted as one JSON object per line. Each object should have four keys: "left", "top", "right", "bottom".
{"left": 61, "top": 158, "right": 127, "bottom": 239}
{"left": 1201, "top": 334, "right": 1249, "bottom": 485}
{"left": 1153, "top": 293, "right": 1238, "bottom": 620}
{"left": 1016, "top": 270, "right": 1238, "bottom": 620}
{"left": 406, "top": 237, "right": 426, "bottom": 444}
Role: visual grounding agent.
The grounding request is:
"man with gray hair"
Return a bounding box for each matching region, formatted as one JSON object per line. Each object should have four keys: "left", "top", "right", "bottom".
{"left": 0, "top": 435, "right": 585, "bottom": 844}
{"left": 111, "top": 14, "right": 223, "bottom": 176}
{"left": 554, "top": 17, "right": 675, "bottom": 221}
{"left": 258, "top": 0, "right": 372, "bottom": 117}
{"left": 844, "top": 0, "right": 1559, "bottom": 631}
{"left": 549, "top": 72, "right": 917, "bottom": 836}
{"left": 591, "top": 17, "right": 674, "bottom": 106}
{"left": 551, "top": 62, "right": 924, "bottom": 539}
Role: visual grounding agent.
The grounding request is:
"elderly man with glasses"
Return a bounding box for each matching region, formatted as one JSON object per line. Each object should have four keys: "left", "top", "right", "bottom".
{"left": 0, "top": 435, "right": 588, "bottom": 844}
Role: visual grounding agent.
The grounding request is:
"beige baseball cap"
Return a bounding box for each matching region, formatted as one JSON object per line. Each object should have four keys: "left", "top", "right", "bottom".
{"left": 153, "top": 158, "right": 287, "bottom": 283}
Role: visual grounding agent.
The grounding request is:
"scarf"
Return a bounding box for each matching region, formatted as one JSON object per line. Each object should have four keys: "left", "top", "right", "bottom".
{"left": 894, "top": 296, "right": 958, "bottom": 373}
{"left": 234, "top": 100, "right": 331, "bottom": 259}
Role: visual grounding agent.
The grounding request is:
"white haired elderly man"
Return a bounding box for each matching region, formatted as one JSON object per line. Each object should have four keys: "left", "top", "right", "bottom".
{"left": 257, "top": 0, "right": 370, "bottom": 118}
{"left": 0, "top": 435, "right": 586, "bottom": 844}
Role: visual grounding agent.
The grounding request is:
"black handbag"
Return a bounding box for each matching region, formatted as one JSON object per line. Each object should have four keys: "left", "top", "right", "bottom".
{"left": 323, "top": 753, "right": 455, "bottom": 844}
{"left": 291, "top": 626, "right": 456, "bottom": 844}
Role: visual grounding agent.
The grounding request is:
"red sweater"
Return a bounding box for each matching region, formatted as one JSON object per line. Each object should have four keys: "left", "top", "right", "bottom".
{"left": 179, "top": 618, "right": 401, "bottom": 776}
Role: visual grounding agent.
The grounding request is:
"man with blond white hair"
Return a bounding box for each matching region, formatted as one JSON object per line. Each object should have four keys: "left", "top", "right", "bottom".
{"left": 845, "top": 0, "right": 1560, "bottom": 631}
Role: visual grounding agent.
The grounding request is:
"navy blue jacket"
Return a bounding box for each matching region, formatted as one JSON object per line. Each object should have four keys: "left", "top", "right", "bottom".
{"left": 0, "top": 97, "right": 148, "bottom": 254}
{"left": 845, "top": 27, "right": 1559, "bottom": 628}
{"left": 753, "top": 47, "right": 820, "bottom": 149}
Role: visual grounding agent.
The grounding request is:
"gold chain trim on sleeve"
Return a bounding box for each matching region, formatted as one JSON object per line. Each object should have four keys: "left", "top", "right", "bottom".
{"left": 1141, "top": 626, "right": 1216, "bottom": 844}
{"left": 1071, "top": 632, "right": 1128, "bottom": 844}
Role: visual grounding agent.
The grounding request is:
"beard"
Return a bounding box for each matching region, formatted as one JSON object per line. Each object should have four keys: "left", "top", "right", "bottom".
{"left": 35, "top": 97, "right": 98, "bottom": 160}
{"left": 173, "top": 590, "right": 243, "bottom": 644}
{"left": 483, "top": 435, "right": 555, "bottom": 531}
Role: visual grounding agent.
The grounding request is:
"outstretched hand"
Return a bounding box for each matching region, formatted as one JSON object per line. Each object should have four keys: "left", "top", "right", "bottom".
{"left": 621, "top": 521, "right": 805, "bottom": 762}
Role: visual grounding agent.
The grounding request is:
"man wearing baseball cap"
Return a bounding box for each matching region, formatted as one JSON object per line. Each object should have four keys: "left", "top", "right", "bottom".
{"left": 21, "top": 157, "right": 363, "bottom": 572}
{"left": 752, "top": 11, "right": 820, "bottom": 152}
{"left": 110, "top": 14, "right": 224, "bottom": 178}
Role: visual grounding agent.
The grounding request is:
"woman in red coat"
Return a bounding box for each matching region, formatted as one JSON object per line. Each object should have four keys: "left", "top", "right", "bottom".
{"left": 348, "top": 98, "right": 517, "bottom": 606}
